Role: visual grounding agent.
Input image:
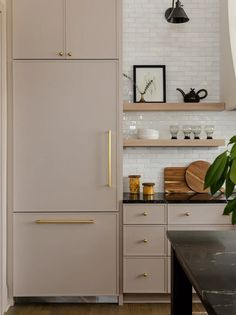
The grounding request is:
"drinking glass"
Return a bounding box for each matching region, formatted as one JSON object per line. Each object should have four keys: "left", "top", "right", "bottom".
{"left": 192, "top": 125, "right": 202, "bottom": 140}
{"left": 170, "top": 125, "right": 180, "bottom": 140}
{"left": 205, "top": 125, "right": 215, "bottom": 139}
{"left": 182, "top": 125, "right": 192, "bottom": 140}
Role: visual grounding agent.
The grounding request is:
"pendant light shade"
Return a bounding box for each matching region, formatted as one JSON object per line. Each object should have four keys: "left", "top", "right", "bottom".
{"left": 165, "top": 0, "right": 190, "bottom": 24}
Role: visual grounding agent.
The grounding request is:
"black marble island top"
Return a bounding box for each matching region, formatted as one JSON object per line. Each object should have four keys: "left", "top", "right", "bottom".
{"left": 167, "top": 231, "right": 236, "bottom": 315}
{"left": 123, "top": 192, "right": 227, "bottom": 204}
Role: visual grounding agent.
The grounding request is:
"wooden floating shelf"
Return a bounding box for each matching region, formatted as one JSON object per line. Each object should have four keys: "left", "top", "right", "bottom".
{"left": 123, "top": 139, "right": 226, "bottom": 148}
{"left": 123, "top": 102, "right": 225, "bottom": 112}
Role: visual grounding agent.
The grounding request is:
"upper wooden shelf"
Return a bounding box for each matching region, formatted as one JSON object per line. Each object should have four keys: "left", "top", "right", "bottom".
{"left": 123, "top": 139, "right": 225, "bottom": 148}
{"left": 123, "top": 102, "right": 225, "bottom": 112}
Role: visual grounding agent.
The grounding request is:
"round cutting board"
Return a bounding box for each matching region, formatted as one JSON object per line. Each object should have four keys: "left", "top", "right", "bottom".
{"left": 185, "top": 160, "right": 211, "bottom": 193}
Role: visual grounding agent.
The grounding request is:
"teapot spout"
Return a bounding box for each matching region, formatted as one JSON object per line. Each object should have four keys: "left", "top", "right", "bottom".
{"left": 176, "top": 88, "right": 186, "bottom": 97}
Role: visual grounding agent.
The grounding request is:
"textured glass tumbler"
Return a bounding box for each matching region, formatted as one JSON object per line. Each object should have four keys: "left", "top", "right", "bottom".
{"left": 170, "top": 125, "right": 180, "bottom": 140}
{"left": 182, "top": 125, "right": 192, "bottom": 140}
{"left": 205, "top": 125, "right": 215, "bottom": 139}
{"left": 192, "top": 125, "right": 202, "bottom": 140}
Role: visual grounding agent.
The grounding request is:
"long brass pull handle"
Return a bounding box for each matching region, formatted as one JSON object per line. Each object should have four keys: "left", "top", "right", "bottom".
{"left": 108, "top": 130, "right": 112, "bottom": 187}
{"left": 35, "top": 220, "right": 95, "bottom": 224}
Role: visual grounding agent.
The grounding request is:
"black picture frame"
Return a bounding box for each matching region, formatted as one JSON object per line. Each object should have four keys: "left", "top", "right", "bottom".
{"left": 133, "top": 65, "right": 166, "bottom": 103}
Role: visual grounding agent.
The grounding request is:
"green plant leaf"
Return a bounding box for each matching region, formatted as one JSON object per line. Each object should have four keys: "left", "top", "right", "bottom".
{"left": 229, "top": 136, "right": 236, "bottom": 145}
{"left": 232, "top": 210, "right": 236, "bottom": 225}
{"left": 204, "top": 151, "right": 228, "bottom": 189}
{"left": 231, "top": 143, "right": 236, "bottom": 160}
{"left": 230, "top": 159, "right": 236, "bottom": 184}
{"left": 210, "top": 159, "right": 229, "bottom": 195}
{"left": 223, "top": 198, "right": 236, "bottom": 215}
{"left": 210, "top": 177, "right": 225, "bottom": 195}
{"left": 226, "top": 171, "right": 235, "bottom": 198}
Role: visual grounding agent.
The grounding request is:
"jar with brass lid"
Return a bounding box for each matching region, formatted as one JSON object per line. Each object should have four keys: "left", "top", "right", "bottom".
{"left": 143, "top": 183, "right": 155, "bottom": 195}
{"left": 129, "top": 175, "right": 141, "bottom": 194}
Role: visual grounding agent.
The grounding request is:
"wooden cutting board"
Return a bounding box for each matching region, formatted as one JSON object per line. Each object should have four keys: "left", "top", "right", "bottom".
{"left": 164, "top": 167, "right": 194, "bottom": 193}
{"left": 185, "top": 160, "right": 211, "bottom": 193}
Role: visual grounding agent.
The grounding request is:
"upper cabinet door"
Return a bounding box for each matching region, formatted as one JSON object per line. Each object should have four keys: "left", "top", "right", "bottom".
{"left": 13, "top": 60, "right": 118, "bottom": 212}
{"left": 13, "top": 0, "right": 65, "bottom": 59}
{"left": 65, "top": 0, "right": 118, "bottom": 59}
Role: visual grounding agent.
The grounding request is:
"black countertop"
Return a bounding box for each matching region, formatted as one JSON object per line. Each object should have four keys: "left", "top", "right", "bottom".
{"left": 123, "top": 192, "right": 227, "bottom": 204}
{"left": 167, "top": 231, "right": 236, "bottom": 315}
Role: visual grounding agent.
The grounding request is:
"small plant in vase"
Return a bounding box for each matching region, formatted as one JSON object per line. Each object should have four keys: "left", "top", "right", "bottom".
{"left": 204, "top": 136, "right": 236, "bottom": 224}
{"left": 123, "top": 73, "right": 156, "bottom": 103}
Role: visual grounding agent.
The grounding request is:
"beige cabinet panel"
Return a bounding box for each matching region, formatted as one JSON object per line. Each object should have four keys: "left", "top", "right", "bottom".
{"left": 123, "top": 205, "right": 166, "bottom": 225}
{"left": 13, "top": 0, "right": 64, "bottom": 59}
{"left": 124, "top": 226, "right": 166, "bottom": 256}
{"left": 168, "top": 204, "right": 230, "bottom": 225}
{"left": 123, "top": 258, "right": 166, "bottom": 293}
{"left": 13, "top": 213, "right": 118, "bottom": 296}
{"left": 66, "top": 0, "right": 118, "bottom": 59}
{"left": 13, "top": 60, "right": 117, "bottom": 212}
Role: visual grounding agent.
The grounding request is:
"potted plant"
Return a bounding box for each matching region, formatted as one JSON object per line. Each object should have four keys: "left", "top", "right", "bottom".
{"left": 205, "top": 136, "right": 236, "bottom": 224}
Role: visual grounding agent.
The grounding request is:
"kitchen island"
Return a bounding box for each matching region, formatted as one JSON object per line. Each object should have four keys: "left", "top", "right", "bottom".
{"left": 168, "top": 231, "right": 236, "bottom": 315}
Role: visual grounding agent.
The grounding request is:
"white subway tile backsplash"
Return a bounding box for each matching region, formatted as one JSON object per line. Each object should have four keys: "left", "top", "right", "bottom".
{"left": 123, "top": 0, "right": 236, "bottom": 192}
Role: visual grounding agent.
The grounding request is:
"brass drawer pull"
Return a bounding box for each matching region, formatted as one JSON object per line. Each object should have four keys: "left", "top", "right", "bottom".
{"left": 108, "top": 130, "right": 112, "bottom": 187}
{"left": 67, "top": 52, "right": 72, "bottom": 57}
{"left": 143, "top": 212, "right": 148, "bottom": 216}
{"left": 143, "top": 273, "right": 149, "bottom": 277}
{"left": 143, "top": 239, "right": 148, "bottom": 243}
{"left": 57, "top": 51, "right": 64, "bottom": 56}
{"left": 185, "top": 212, "right": 191, "bottom": 217}
{"left": 35, "top": 220, "right": 95, "bottom": 224}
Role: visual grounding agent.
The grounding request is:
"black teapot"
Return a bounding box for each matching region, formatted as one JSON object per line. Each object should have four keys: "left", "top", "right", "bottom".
{"left": 177, "top": 88, "right": 208, "bottom": 103}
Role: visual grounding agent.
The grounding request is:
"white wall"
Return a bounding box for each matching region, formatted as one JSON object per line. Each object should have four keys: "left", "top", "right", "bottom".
{"left": 123, "top": 0, "right": 236, "bottom": 192}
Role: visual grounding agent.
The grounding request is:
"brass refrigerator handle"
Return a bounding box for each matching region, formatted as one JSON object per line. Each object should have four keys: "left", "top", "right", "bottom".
{"left": 35, "top": 220, "right": 95, "bottom": 224}
{"left": 108, "top": 130, "right": 112, "bottom": 187}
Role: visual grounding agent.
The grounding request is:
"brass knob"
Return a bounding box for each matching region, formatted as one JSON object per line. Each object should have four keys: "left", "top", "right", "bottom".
{"left": 143, "top": 273, "right": 148, "bottom": 277}
{"left": 185, "top": 212, "right": 190, "bottom": 216}
{"left": 67, "top": 52, "right": 72, "bottom": 57}
{"left": 143, "top": 239, "right": 148, "bottom": 243}
{"left": 58, "top": 52, "right": 63, "bottom": 56}
{"left": 143, "top": 212, "right": 148, "bottom": 216}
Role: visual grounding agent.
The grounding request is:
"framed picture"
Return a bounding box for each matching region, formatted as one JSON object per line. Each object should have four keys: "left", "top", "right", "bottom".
{"left": 133, "top": 65, "right": 166, "bottom": 103}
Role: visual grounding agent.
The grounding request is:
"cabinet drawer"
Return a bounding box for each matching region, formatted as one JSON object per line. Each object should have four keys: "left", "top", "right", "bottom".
{"left": 168, "top": 204, "right": 229, "bottom": 225}
{"left": 124, "top": 226, "right": 166, "bottom": 256}
{"left": 123, "top": 205, "right": 166, "bottom": 225}
{"left": 13, "top": 213, "right": 118, "bottom": 296}
{"left": 123, "top": 258, "right": 166, "bottom": 293}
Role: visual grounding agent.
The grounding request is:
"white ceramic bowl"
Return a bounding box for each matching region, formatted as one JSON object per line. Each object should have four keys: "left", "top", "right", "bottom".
{"left": 137, "top": 129, "right": 159, "bottom": 140}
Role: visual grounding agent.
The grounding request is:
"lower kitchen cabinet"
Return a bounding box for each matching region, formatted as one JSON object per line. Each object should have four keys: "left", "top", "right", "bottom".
{"left": 123, "top": 257, "right": 166, "bottom": 293}
{"left": 13, "top": 213, "right": 118, "bottom": 297}
{"left": 123, "top": 225, "right": 166, "bottom": 256}
{"left": 123, "top": 204, "right": 168, "bottom": 295}
{"left": 123, "top": 202, "right": 233, "bottom": 299}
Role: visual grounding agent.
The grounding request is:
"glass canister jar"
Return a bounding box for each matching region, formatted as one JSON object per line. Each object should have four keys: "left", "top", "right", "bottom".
{"left": 129, "top": 175, "right": 141, "bottom": 194}
{"left": 143, "top": 183, "right": 155, "bottom": 195}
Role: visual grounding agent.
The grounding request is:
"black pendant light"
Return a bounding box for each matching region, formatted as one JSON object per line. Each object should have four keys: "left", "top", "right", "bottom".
{"left": 165, "top": 0, "right": 190, "bottom": 24}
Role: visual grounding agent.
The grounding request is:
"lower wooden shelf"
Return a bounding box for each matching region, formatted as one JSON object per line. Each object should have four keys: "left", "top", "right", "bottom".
{"left": 123, "top": 139, "right": 225, "bottom": 148}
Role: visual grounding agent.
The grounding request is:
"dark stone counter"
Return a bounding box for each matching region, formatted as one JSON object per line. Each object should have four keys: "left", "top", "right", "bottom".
{"left": 123, "top": 192, "right": 227, "bottom": 204}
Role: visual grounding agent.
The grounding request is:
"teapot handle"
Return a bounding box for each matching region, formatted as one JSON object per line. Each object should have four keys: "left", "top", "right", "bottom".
{"left": 197, "top": 89, "right": 208, "bottom": 100}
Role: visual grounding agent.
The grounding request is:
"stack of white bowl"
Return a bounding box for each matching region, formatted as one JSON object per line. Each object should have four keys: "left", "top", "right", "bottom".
{"left": 137, "top": 129, "right": 159, "bottom": 140}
